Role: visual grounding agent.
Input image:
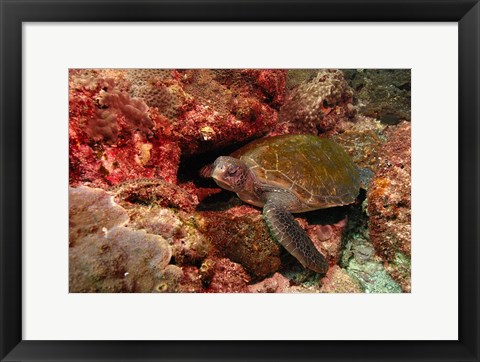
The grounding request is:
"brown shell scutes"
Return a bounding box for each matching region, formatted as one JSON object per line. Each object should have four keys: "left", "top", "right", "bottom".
{"left": 231, "top": 134, "right": 361, "bottom": 208}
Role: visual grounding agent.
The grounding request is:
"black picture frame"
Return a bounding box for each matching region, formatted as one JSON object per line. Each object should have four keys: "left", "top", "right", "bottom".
{"left": 1, "top": 1, "right": 479, "bottom": 361}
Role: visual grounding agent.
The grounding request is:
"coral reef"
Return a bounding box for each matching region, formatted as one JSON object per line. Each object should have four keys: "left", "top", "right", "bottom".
{"left": 346, "top": 258, "right": 402, "bottom": 293}
{"left": 302, "top": 213, "right": 348, "bottom": 267}
{"left": 344, "top": 69, "right": 411, "bottom": 123}
{"left": 247, "top": 272, "right": 291, "bottom": 293}
{"left": 367, "top": 122, "right": 411, "bottom": 291}
{"left": 274, "top": 69, "right": 355, "bottom": 135}
{"left": 127, "top": 69, "right": 188, "bottom": 120}
{"left": 332, "top": 116, "right": 386, "bottom": 171}
{"left": 69, "top": 69, "right": 179, "bottom": 187}
{"left": 109, "top": 177, "right": 198, "bottom": 212}
{"left": 69, "top": 68, "right": 411, "bottom": 294}
{"left": 320, "top": 266, "right": 363, "bottom": 293}
{"left": 285, "top": 69, "right": 319, "bottom": 91}
{"left": 69, "top": 69, "right": 284, "bottom": 188}
{"left": 204, "top": 258, "right": 251, "bottom": 293}
{"left": 174, "top": 69, "right": 281, "bottom": 156}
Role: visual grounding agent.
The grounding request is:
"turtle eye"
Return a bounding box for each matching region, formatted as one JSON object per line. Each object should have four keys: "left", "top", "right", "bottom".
{"left": 228, "top": 165, "right": 239, "bottom": 175}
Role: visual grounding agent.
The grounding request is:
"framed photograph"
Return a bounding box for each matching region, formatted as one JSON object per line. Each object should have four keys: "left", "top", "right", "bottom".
{"left": 1, "top": 1, "right": 479, "bottom": 361}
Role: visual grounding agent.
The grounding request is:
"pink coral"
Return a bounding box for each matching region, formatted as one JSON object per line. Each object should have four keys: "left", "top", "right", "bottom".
{"left": 69, "top": 70, "right": 179, "bottom": 187}
{"left": 241, "top": 69, "right": 287, "bottom": 108}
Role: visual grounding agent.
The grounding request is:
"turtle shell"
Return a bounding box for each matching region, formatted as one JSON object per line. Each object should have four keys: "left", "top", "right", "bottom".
{"left": 231, "top": 134, "right": 361, "bottom": 210}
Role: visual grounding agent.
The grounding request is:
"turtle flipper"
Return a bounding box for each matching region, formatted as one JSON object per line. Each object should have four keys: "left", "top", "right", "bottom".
{"left": 263, "top": 195, "right": 328, "bottom": 274}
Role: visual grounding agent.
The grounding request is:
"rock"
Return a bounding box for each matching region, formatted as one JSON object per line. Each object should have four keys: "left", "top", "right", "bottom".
{"left": 274, "top": 69, "right": 355, "bottom": 135}
{"left": 69, "top": 186, "right": 129, "bottom": 246}
{"left": 344, "top": 69, "right": 411, "bottom": 122}
{"left": 247, "top": 272, "right": 291, "bottom": 293}
{"left": 199, "top": 206, "right": 282, "bottom": 278}
{"left": 332, "top": 116, "right": 386, "bottom": 171}
{"left": 285, "top": 69, "right": 319, "bottom": 91}
{"left": 206, "top": 258, "right": 251, "bottom": 293}
{"left": 346, "top": 259, "right": 402, "bottom": 293}
{"left": 320, "top": 266, "right": 363, "bottom": 293}
{"left": 69, "top": 186, "right": 172, "bottom": 292}
{"left": 109, "top": 178, "right": 199, "bottom": 212}
{"left": 368, "top": 122, "right": 411, "bottom": 262}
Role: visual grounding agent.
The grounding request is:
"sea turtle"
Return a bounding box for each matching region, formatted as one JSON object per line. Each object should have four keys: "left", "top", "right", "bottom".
{"left": 206, "top": 134, "right": 372, "bottom": 274}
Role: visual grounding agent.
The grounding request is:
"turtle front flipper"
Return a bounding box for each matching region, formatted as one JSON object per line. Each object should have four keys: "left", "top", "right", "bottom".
{"left": 262, "top": 193, "right": 328, "bottom": 274}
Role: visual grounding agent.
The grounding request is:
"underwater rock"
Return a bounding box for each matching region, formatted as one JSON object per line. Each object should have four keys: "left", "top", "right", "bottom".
{"left": 384, "top": 252, "right": 411, "bottom": 293}
{"left": 178, "top": 266, "right": 205, "bottom": 293}
{"left": 154, "top": 264, "right": 185, "bottom": 293}
{"left": 319, "top": 265, "right": 363, "bottom": 293}
{"left": 344, "top": 69, "right": 411, "bottom": 122}
{"left": 205, "top": 258, "right": 251, "bottom": 293}
{"left": 123, "top": 204, "right": 209, "bottom": 267}
{"left": 332, "top": 116, "right": 386, "bottom": 172}
{"left": 302, "top": 216, "right": 347, "bottom": 268}
{"left": 200, "top": 206, "right": 282, "bottom": 278}
{"left": 247, "top": 272, "right": 291, "bottom": 293}
{"left": 109, "top": 177, "right": 199, "bottom": 212}
{"left": 241, "top": 69, "right": 287, "bottom": 108}
{"left": 274, "top": 69, "right": 355, "bottom": 135}
{"left": 285, "top": 69, "right": 320, "bottom": 91}
{"left": 127, "top": 69, "right": 190, "bottom": 121}
{"left": 69, "top": 186, "right": 172, "bottom": 292}
{"left": 69, "top": 185, "right": 129, "bottom": 246}
{"left": 367, "top": 121, "right": 411, "bottom": 291}
{"left": 346, "top": 259, "right": 402, "bottom": 293}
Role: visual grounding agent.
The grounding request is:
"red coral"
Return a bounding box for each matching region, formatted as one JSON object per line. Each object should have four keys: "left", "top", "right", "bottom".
{"left": 69, "top": 70, "right": 180, "bottom": 188}
{"left": 173, "top": 103, "right": 277, "bottom": 156}
{"left": 241, "top": 69, "right": 287, "bottom": 108}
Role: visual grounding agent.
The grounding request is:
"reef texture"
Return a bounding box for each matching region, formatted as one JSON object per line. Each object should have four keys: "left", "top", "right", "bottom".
{"left": 199, "top": 206, "right": 282, "bottom": 278}
{"left": 274, "top": 69, "right": 356, "bottom": 135}
{"left": 69, "top": 69, "right": 411, "bottom": 293}
{"left": 367, "top": 122, "right": 411, "bottom": 292}
{"left": 344, "top": 69, "right": 411, "bottom": 123}
{"left": 69, "top": 69, "right": 284, "bottom": 188}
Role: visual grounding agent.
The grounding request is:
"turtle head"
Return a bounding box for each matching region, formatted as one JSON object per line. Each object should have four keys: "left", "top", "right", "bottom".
{"left": 211, "top": 156, "right": 249, "bottom": 192}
